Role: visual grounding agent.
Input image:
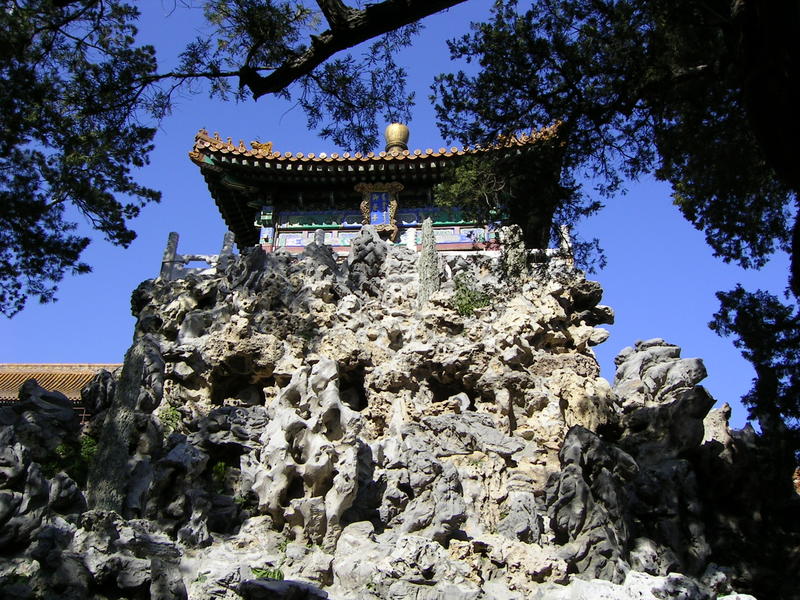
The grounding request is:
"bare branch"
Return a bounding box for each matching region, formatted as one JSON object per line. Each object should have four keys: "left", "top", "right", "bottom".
{"left": 241, "top": 0, "right": 468, "bottom": 100}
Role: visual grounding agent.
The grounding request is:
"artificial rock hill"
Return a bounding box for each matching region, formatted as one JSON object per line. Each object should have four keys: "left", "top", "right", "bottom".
{"left": 1, "top": 226, "right": 798, "bottom": 599}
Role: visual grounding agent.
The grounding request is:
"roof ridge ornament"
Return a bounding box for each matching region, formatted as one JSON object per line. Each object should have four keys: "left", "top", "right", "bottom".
{"left": 251, "top": 140, "right": 274, "bottom": 155}
{"left": 384, "top": 123, "right": 409, "bottom": 153}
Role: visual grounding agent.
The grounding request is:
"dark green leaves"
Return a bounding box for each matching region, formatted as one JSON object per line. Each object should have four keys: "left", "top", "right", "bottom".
{"left": 433, "top": 0, "right": 797, "bottom": 269}
{"left": 711, "top": 286, "right": 800, "bottom": 445}
{"left": 0, "top": 0, "right": 160, "bottom": 316}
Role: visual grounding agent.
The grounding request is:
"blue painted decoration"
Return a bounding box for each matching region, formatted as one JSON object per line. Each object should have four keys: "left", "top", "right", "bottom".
{"left": 369, "top": 192, "right": 390, "bottom": 225}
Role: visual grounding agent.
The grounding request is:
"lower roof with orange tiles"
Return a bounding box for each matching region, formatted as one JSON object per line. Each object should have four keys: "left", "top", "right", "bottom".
{"left": 0, "top": 364, "right": 121, "bottom": 402}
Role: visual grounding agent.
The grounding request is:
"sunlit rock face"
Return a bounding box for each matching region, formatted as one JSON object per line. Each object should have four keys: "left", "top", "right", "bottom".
{"left": 1, "top": 227, "right": 795, "bottom": 600}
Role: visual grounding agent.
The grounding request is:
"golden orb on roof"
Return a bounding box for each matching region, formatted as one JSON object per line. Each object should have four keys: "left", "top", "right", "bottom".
{"left": 384, "top": 123, "right": 409, "bottom": 153}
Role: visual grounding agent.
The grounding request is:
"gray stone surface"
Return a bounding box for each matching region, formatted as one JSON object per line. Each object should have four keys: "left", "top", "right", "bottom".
{"left": 1, "top": 227, "right": 793, "bottom": 599}
{"left": 545, "top": 426, "right": 638, "bottom": 583}
{"left": 417, "top": 217, "right": 440, "bottom": 307}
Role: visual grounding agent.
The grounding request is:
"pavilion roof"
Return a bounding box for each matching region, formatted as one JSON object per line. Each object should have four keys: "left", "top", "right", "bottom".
{"left": 189, "top": 123, "right": 562, "bottom": 248}
{"left": 190, "top": 123, "right": 560, "bottom": 171}
{"left": 0, "top": 364, "right": 121, "bottom": 403}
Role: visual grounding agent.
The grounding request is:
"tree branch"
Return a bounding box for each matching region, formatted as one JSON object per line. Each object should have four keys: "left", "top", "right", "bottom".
{"left": 240, "top": 0, "right": 468, "bottom": 100}
{"left": 316, "top": 0, "right": 356, "bottom": 30}
{"left": 52, "top": 0, "right": 97, "bottom": 7}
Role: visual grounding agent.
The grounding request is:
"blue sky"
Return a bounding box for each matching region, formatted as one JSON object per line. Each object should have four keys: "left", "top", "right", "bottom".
{"left": 1, "top": 0, "right": 790, "bottom": 429}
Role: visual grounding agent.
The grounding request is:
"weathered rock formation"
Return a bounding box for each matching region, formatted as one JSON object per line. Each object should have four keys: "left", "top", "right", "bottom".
{"left": 1, "top": 227, "right": 797, "bottom": 599}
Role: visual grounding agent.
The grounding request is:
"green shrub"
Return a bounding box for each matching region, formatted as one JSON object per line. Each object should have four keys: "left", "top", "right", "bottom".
{"left": 40, "top": 435, "right": 97, "bottom": 486}
{"left": 251, "top": 567, "right": 284, "bottom": 580}
{"left": 40, "top": 458, "right": 60, "bottom": 480}
{"left": 80, "top": 435, "right": 98, "bottom": 463}
{"left": 54, "top": 443, "right": 70, "bottom": 459}
{"left": 452, "top": 273, "right": 492, "bottom": 316}
{"left": 211, "top": 461, "right": 227, "bottom": 493}
{"left": 193, "top": 571, "right": 209, "bottom": 584}
{"left": 160, "top": 403, "right": 181, "bottom": 433}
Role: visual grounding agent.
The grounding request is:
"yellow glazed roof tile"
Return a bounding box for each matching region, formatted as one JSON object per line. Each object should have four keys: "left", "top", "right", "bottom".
{"left": 0, "top": 364, "right": 121, "bottom": 402}
{"left": 189, "top": 122, "right": 562, "bottom": 168}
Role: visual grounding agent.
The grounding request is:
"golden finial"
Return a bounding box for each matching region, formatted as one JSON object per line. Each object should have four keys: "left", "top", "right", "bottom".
{"left": 384, "top": 123, "right": 409, "bottom": 153}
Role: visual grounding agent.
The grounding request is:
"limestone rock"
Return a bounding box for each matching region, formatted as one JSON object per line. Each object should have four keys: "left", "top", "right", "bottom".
{"left": 529, "top": 571, "right": 714, "bottom": 600}
{"left": 238, "top": 579, "right": 329, "bottom": 599}
{"left": 417, "top": 217, "right": 440, "bottom": 307}
{"left": 545, "top": 426, "right": 638, "bottom": 583}
{"left": 2, "top": 228, "right": 792, "bottom": 599}
{"left": 614, "top": 339, "right": 714, "bottom": 463}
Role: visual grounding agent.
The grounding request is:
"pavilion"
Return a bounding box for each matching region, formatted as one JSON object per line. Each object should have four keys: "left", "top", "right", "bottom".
{"left": 189, "top": 123, "right": 562, "bottom": 255}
